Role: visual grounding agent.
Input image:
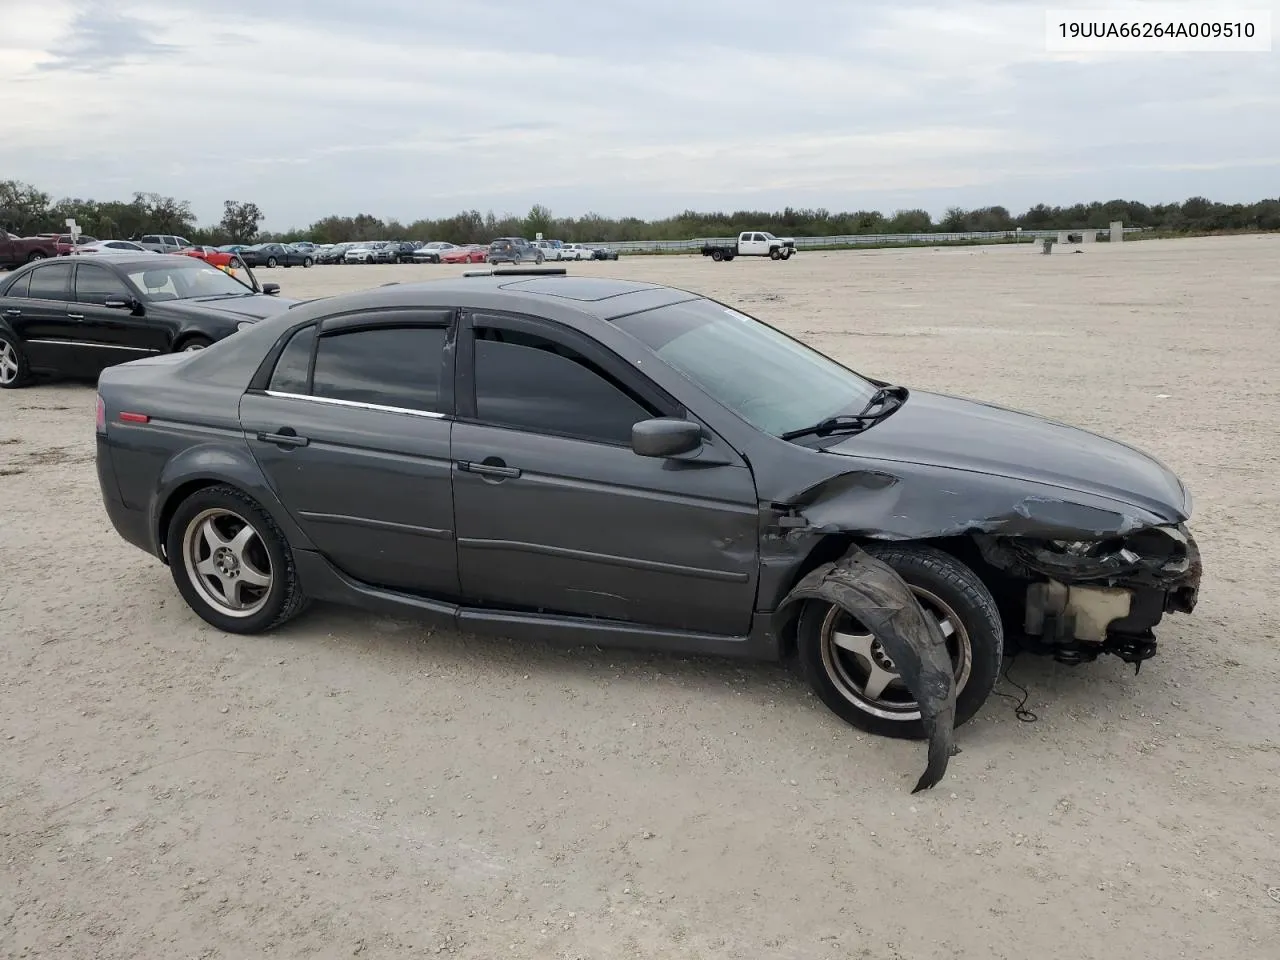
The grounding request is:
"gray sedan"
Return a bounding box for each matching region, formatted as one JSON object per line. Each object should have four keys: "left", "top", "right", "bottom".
{"left": 94, "top": 269, "right": 1201, "bottom": 791}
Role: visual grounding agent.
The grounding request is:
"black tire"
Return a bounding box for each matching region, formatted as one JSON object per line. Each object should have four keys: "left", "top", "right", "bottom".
{"left": 0, "top": 331, "right": 33, "bottom": 389}
{"left": 710, "top": 249, "right": 723, "bottom": 262}
{"left": 795, "top": 543, "right": 1004, "bottom": 740}
{"left": 26, "top": 251, "right": 47, "bottom": 262}
{"left": 266, "top": 256, "right": 278, "bottom": 268}
{"left": 229, "top": 257, "right": 244, "bottom": 269}
{"left": 303, "top": 257, "right": 313, "bottom": 268}
{"left": 165, "top": 484, "right": 308, "bottom": 634}
{"left": 176, "top": 335, "right": 213, "bottom": 352}
{"left": 770, "top": 248, "right": 782, "bottom": 260}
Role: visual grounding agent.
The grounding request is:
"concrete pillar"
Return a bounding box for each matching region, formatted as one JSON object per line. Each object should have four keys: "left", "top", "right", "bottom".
{"left": 1057, "top": 230, "right": 1071, "bottom": 244}
{"left": 1081, "top": 229, "right": 1096, "bottom": 243}
{"left": 1110, "top": 220, "right": 1123, "bottom": 243}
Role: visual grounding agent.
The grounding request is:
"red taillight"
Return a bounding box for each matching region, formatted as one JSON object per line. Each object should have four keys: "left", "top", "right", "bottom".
{"left": 95, "top": 395, "right": 106, "bottom": 433}
{"left": 119, "top": 412, "right": 150, "bottom": 424}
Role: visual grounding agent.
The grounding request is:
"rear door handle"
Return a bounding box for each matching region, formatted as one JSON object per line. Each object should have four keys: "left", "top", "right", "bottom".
{"left": 67, "top": 313, "right": 84, "bottom": 320}
{"left": 458, "top": 460, "right": 521, "bottom": 479}
{"left": 258, "top": 430, "right": 309, "bottom": 448}
{"left": 3, "top": 308, "right": 19, "bottom": 317}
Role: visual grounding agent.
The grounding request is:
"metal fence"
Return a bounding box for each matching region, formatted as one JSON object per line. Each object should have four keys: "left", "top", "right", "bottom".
{"left": 585, "top": 227, "right": 1148, "bottom": 254}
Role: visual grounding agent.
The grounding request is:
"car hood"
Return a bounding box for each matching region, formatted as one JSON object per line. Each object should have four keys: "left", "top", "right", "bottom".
{"left": 823, "top": 389, "right": 1190, "bottom": 521}
{"left": 179, "top": 295, "right": 299, "bottom": 320}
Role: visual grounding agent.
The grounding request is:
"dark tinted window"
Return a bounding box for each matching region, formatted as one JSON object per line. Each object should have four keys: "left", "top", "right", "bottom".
{"left": 312, "top": 325, "right": 445, "bottom": 413}
{"left": 4, "top": 271, "right": 30, "bottom": 299}
{"left": 472, "top": 327, "right": 654, "bottom": 444}
{"left": 268, "top": 325, "right": 316, "bottom": 394}
{"left": 74, "top": 265, "right": 132, "bottom": 305}
{"left": 26, "top": 262, "right": 73, "bottom": 302}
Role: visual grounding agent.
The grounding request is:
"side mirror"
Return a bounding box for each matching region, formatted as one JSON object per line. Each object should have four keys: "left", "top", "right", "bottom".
{"left": 631, "top": 418, "right": 703, "bottom": 458}
{"left": 104, "top": 295, "right": 137, "bottom": 311}
{"left": 262, "top": 283, "right": 280, "bottom": 295}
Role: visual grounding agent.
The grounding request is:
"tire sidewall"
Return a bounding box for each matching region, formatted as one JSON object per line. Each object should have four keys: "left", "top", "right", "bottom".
{"left": 796, "top": 545, "right": 1004, "bottom": 740}
{"left": 165, "top": 486, "right": 296, "bottom": 634}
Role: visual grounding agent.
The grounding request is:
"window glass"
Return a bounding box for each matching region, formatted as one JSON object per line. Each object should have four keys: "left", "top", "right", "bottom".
{"left": 25, "top": 262, "right": 73, "bottom": 302}
{"left": 5, "top": 271, "right": 31, "bottom": 299}
{"left": 612, "top": 298, "right": 878, "bottom": 437}
{"left": 312, "top": 325, "right": 445, "bottom": 413}
{"left": 268, "top": 325, "right": 316, "bottom": 394}
{"left": 74, "top": 265, "right": 133, "bottom": 305}
{"left": 472, "top": 326, "right": 654, "bottom": 444}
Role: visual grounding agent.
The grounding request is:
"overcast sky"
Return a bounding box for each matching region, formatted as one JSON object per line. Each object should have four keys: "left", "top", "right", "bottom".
{"left": 2, "top": 0, "right": 1277, "bottom": 230}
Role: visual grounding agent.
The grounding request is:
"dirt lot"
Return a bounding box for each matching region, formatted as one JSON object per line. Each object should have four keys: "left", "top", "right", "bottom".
{"left": 2, "top": 235, "right": 1278, "bottom": 959}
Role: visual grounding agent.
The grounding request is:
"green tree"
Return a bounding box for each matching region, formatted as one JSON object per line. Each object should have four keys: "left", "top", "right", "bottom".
{"left": 220, "top": 200, "right": 264, "bottom": 242}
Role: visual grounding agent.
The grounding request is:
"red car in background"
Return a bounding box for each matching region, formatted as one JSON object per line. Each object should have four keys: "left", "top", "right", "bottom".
{"left": 440, "top": 244, "right": 488, "bottom": 264}
{"left": 181, "top": 245, "right": 243, "bottom": 269}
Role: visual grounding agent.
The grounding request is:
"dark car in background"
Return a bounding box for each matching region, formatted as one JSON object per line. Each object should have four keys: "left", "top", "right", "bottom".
{"left": 591, "top": 245, "right": 620, "bottom": 261}
{"left": 487, "top": 237, "right": 544, "bottom": 264}
{"left": 239, "top": 243, "right": 315, "bottom": 269}
{"left": 387, "top": 241, "right": 418, "bottom": 264}
{"left": 92, "top": 270, "right": 1200, "bottom": 791}
{"left": 0, "top": 254, "right": 291, "bottom": 388}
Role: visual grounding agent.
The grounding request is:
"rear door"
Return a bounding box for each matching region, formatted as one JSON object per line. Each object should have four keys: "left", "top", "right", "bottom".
{"left": 240, "top": 308, "right": 459, "bottom": 595}
{"left": 4, "top": 261, "right": 86, "bottom": 374}
{"left": 71, "top": 261, "right": 167, "bottom": 370}
{"left": 738, "top": 232, "right": 766, "bottom": 256}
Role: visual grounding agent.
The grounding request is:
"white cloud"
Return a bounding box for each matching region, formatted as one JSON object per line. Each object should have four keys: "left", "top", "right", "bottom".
{"left": 1, "top": 0, "right": 1277, "bottom": 229}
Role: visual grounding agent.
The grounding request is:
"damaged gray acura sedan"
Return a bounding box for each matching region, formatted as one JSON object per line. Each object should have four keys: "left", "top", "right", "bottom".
{"left": 95, "top": 270, "right": 1201, "bottom": 791}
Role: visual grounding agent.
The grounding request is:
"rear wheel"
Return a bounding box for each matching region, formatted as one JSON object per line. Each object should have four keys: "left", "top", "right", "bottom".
{"left": 0, "top": 333, "right": 33, "bottom": 388}
{"left": 795, "top": 544, "right": 1004, "bottom": 740}
{"left": 302, "top": 257, "right": 314, "bottom": 268}
{"left": 710, "top": 249, "right": 723, "bottom": 262}
{"left": 229, "top": 257, "right": 243, "bottom": 269}
{"left": 26, "top": 251, "right": 46, "bottom": 262}
{"left": 177, "top": 335, "right": 213, "bottom": 352}
{"left": 166, "top": 484, "right": 307, "bottom": 634}
{"left": 266, "top": 256, "right": 278, "bottom": 268}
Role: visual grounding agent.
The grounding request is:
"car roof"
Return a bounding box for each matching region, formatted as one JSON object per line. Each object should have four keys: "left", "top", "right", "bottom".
{"left": 279, "top": 274, "right": 701, "bottom": 326}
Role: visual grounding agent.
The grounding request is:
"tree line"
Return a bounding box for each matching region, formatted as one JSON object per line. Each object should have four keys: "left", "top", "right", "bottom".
{"left": 4, "top": 179, "right": 1278, "bottom": 247}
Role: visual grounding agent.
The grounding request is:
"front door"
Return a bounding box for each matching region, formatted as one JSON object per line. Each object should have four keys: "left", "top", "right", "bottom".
{"left": 451, "top": 310, "right": 760, "bottom": 637}
{"left": 240, "top": 308, "right": 459, "bottom": 596}
{"left": 71, "top": 261, "right": 167, "bottom": 372}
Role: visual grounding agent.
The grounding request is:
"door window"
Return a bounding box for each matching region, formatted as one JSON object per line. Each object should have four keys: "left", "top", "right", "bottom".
{"left": 471, "top": 325, "right": 656, "bottom": 444}
{"left": 25, "top": 262, "right": 73, "bottom": 302}
{"left": 74, "top": 265, "right": 134, "bottom": 305}
{"left": 311, "top": 325, "right": 447, "bottom": 413}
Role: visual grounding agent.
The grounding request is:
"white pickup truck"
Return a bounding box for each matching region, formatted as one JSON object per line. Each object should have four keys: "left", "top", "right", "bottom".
{"left": 700, "top": 231, "right": 797, "bottom": 262}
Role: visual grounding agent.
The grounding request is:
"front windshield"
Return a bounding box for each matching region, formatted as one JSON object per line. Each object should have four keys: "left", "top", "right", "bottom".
{"left": 126, "top": 260, "right": 257, "bottom": 300}
{"left": 612, "top": 298, "right": 879, "bottom": 437}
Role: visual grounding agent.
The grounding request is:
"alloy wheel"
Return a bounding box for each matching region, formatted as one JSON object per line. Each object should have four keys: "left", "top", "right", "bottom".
{"left": 182, "top": 507, "right": 273, "bottom": 617}
{"left": 0, "top": 341, "right": 19, "bottom": 384}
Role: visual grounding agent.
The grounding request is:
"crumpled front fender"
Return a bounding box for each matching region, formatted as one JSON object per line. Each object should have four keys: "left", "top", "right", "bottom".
{"left": 778, "top": 544, "right": 958, "bottom": 793}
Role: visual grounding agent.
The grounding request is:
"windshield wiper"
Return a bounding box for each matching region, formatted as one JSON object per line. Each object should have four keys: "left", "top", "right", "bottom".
{"left": 779, "top": 385, "right": 908, "bottom": 441}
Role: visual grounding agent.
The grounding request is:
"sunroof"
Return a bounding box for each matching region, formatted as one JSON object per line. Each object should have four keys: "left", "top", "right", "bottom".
{"left": 500, "top": 276, "right": 663, "bottom": 301}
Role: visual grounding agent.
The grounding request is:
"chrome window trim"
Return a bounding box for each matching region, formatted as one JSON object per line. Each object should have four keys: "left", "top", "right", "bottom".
{"left": 26, "top": 339, "right": 157, "bottom": 353}
{"left": 264, "top": 389, "right": 447, "bottom": 420}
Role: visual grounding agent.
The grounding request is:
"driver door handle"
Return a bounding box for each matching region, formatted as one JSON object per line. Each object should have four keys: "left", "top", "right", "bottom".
{"left": 458, "top": 460, "right": 521, "bottom": 479}
{"left": 258, "top": 429, "right": 309, "bottom": 448}
{"left": 67, "top": 312, "right": 84, "bottom": 320}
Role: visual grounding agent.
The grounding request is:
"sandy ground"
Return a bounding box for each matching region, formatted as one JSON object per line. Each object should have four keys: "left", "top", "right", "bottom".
{"left": 2, "top": 235, "right": 1279, "bottom": 959}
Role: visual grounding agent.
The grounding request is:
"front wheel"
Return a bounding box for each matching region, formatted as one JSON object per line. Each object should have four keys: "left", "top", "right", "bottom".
{"left": 770, "top": 248, "right": 782, "bottom": 260}
{"left": 177, "top": 335, "right": 213, "bottom": 352}
{"left": 166, "top": 484, "right": 308, "bottom": 634}
{"left": 795, "top": 544, "right": 1004, "bottom": 740}
{"left": 26, "top": 251, "right": 47, "bottom": 262}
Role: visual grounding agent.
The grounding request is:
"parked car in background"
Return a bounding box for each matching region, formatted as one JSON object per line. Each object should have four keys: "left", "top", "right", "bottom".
{"left": 56, "top": 234, "right": 99, "bottom": 256}
{"left": 75, "top": 240, "right": 154, "bottom": 256}
{"left": 440, "top": 244, "right": 488, "bottom": 264}
{"left": 180, "top": 245, "right": 243, "bottom": 270}
{"left": 239, "top": 243, "right": 315, "bottom": 269}
{"left": 317, "top": 242, "right": 355, "bottom": 264}
{"left": 345, "top": 242, "right": 395, "bottom": 264}
{"left": 0, "top": 253, "right": 292, "bottom": 388}
{"left": 413, "top": 242, "right": 457, "bottom": 264}
{"left": 560, "top": 243, "right": 595, "bottom": 261}
{"left": 591, "top": 245, "right": 620, "bottom": 261}
{"left": 1, "top": 231, "right": 60, "bottom": 267}
{"left": 387, "top": 241, "right": 418, "bottom": 263}
{"left": 534, "top": 240, "right": 565, "bottom": 261}
{"left": 136, "top": 234, "right": 195, "bottom": 255}
{"left": 487, "top": 237, "right": 544, "bottom": 265}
